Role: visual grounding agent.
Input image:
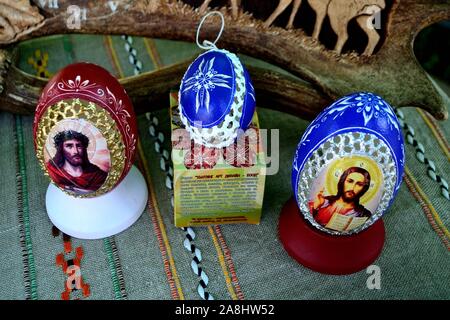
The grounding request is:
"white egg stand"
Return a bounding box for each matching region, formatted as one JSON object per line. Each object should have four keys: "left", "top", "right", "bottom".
{"left": 46, "top": 165, "right": 148, "bottom": 239}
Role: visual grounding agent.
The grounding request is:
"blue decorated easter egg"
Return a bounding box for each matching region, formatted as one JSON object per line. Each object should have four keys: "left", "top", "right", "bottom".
{"left": 292, "top": 92, "right": 405, "bottom": 235}
{"left": 179, "top": 49, "right": 256, "bottom": 148}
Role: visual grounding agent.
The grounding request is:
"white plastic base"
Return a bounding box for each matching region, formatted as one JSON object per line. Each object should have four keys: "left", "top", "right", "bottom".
{"left": 46, "top": 165, "right": 148, "bottom": 239}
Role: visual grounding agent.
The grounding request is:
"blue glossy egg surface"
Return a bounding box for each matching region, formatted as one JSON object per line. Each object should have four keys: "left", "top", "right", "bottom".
{"left": 178, "top": 49, "right": 256, "bottom": 148}
{"left": 240, "top": 67, "right": 256, "bottom": 129}
{"left": 180, "top": 50, "right": 236, "bottom": 128}
{"left": 292, "top": 92, "right": 405, "bottom": 235}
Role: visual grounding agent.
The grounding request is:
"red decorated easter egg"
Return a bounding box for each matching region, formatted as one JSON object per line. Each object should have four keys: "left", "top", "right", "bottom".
{"left": 33, "top": 62, "right": 138, "bottom": 198}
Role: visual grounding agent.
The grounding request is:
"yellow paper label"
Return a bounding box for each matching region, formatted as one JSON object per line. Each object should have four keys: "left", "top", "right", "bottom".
{"left": 169, "top": 91, "right": 266, "bottom": 227}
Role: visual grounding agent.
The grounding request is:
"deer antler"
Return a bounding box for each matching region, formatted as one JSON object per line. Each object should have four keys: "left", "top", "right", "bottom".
{"left": 0, "top": 0, "right": 44, "bottom": 43}
{"left": 0, "top": 49, "right": 12, "bottom": 95}
{"left": 0, "top": 0, "right": 448, "bottom": 120}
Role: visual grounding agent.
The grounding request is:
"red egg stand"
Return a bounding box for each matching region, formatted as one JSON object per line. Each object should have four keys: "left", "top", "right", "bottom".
{"left": 34, "top": 63, "right": 148, "bottom": 239}
{"left": 278, "top": 198, "right": 385, "bottom": 275}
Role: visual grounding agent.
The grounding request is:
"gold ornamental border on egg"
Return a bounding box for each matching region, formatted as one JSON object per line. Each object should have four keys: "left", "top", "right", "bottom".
{"left": 35, "top": 98, "right": 125, "bottom": 198}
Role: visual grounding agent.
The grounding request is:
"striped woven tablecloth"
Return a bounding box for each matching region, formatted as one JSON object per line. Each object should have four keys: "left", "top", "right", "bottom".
{"left": 0, "top": 35, "right": 449, "bottom": 300}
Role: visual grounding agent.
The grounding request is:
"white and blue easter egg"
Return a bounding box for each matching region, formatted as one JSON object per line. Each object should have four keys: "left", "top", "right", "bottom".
{"left": 179, "top": 49, "right": 256, "bottom": 148}
{"left": 292, "top": 92, "right": 405, "bottom": 235}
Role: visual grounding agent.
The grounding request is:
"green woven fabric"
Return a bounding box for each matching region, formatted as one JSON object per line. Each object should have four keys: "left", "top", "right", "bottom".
{"left": 0, "top": 35, "right": 448, "bottom": 300}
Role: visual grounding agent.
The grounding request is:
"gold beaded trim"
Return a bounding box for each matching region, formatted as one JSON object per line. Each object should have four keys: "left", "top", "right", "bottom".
{"left": 35, "top": 98, "right": 125, "bottom": 198}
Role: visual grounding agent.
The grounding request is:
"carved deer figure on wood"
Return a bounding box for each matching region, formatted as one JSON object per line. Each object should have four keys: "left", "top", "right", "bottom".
{"left": 199, "top": 0, "right": 241, "bottom": 18}
{"left": 265, "top": 0, "right": 386, "bottom": 55}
